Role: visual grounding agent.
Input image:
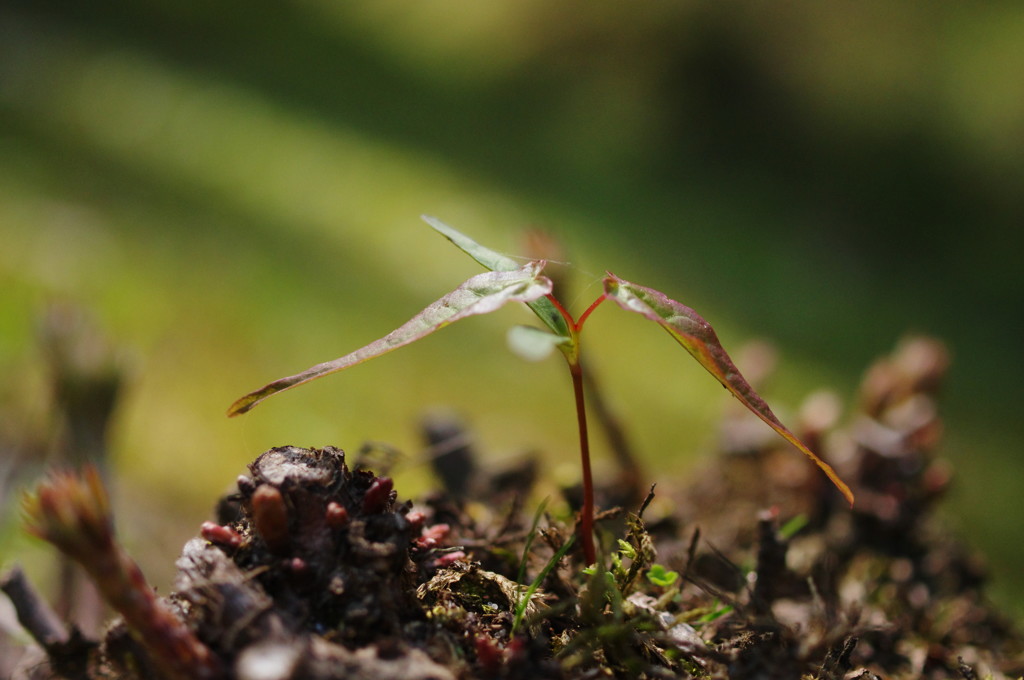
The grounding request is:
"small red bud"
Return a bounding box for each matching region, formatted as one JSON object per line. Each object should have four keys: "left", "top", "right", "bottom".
{"left": 325, "top": 501, "right": 349, "bottom": 529}
{"left": 426, "top": 522, "right": 450, "bottom": 539}
{"left": 362, "top": 477, "right": 393, "bottom": 514}
{"left": 416, "top": 522, "right": 450, "bottom": 549}
{"left": 405, "top": 510, "right": 426, "bottom": 530}
{"left": 252, "top": 485, "right": 290, "bottom": 554}
{"left": 434, "top": 550, "right": 466, "bottom": 567}
{"left": 200, "top": 521, "right": 243, "bottom": 549}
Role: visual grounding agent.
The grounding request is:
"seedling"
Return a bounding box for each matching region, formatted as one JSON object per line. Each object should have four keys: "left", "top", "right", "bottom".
{"left": 646, "top": 564, "right": 680, "bottom": 589}
{"left": 228, "top": 217, "right": 854, "bottom": 564}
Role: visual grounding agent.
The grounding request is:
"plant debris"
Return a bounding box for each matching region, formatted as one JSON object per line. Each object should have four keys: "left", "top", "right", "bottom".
{"left": 4, "top": 336, "right": 1023, "bottom": 679}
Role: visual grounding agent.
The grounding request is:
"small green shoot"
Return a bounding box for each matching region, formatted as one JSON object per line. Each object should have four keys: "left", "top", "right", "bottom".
{"left": 676, "top": 599, "right": 735, "bottom": 626}
{"left": 229, "top": 218, "right": 855, "bottom": 564}
{"left": 646, "top": 564, "right": 679, "bottom": 589}
{"left": 778, "top": 513, "right": 809, "bottom": 541}
{"left": 615, "top": 539, "right": 638, "bottom": 563}
{"left": 695, "top": 601, "right": 734, "bottom": 625}
{"left": 511, "top": 534, "right": 575, "bottom": 636}
{"left": 516, "top": 497, "right": 551, "bottom": 587}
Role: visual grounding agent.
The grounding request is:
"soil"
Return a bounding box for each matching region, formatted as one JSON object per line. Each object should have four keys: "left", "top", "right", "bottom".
{"left": 4, "top": 336, "right": 1023, "bottom": 679}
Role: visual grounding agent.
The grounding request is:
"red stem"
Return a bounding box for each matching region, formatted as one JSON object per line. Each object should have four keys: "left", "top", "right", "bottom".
{"left": 546, "top": 293, "right": 602, "bottom": 564}
{"left": 575, "top": 294, "right": 606, "bottom": 331}
{"left": 569, "top": 360, "right": 596, "bottom": 564}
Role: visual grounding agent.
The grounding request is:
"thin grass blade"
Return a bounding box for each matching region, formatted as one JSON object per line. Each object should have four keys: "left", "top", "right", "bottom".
{"left": 228, "top": 262, "right": 552, "bottom": 416}
{"left": 512, "top": 534, "right": 575, "bottom": 636}
{"left": 603, "top": 274, "right": 854, "bottom": 506}
{"left": 516, "top": 497, "right": 550, "bottom": 586}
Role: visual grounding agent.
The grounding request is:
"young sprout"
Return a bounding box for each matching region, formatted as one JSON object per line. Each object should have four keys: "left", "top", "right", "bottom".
{"left": 646, "top": 564, "right": 680, "bottom": 589}
{"left": 229, "top": 218, "right": 854, "bottom": 564}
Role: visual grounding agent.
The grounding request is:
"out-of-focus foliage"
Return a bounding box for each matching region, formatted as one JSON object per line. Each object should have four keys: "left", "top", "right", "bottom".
{"left": 1, "top": 1, "right": 1021, "bottom": 614}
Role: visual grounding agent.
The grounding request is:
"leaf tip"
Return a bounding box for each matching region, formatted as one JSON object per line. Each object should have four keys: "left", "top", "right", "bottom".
{"left": 421, "top": 214, "right": 444, "bottom": 231}
{"left": 602, "top": 272, "right": 624, "bottom": 293}
{"left": 812, "top": 451, "right": 854, "bottom": 507}
{"left": 226, "top": 394, "right": 258, "bottom": 417}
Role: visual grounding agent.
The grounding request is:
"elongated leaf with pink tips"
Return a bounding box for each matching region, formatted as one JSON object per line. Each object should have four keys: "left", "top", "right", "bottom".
{"left": 603, "top": 274, "right": 854, "bottom": 506}
{"left": 228, "top": 262, "right": 552, "bottom": 416}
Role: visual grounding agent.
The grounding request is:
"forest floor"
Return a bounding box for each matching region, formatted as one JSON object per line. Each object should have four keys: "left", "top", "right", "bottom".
{"left": 3, "top": 336, "right": 1022, "bottom": 680}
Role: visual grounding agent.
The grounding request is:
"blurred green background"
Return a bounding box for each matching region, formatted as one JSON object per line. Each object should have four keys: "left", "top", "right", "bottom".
{"left": 2, "top": 2, "right": 1022, "bottom": 617}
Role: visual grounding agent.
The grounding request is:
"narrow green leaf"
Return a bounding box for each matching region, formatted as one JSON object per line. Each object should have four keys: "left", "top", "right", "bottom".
{"left": 422, "top": 215, "right": 571, "bottom": 339}
{"left": 778, "top": 513, "right": 809, "bottom": 540}
{"left": 697, "top": 601, "right": 734, "bottom": 624}
{"left": 603, "top": 274, "right": 854, "bottom": 506}
{"left": 512, "top": 534, "right": 575, "bottom": 636}
{"left": 228, "top": 262, "right": 552, "bottom": 416}
{"left": 422, "top": 214, "right": 522, "bottom": 272}
{"left": 516, "top": 497, "right": 551, "bottom": 586}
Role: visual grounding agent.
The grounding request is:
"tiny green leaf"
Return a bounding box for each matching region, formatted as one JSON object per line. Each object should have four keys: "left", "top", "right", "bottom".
{"left": 422, "top": 215, "right": 571, "bottom": 339}
{"left": 507, "top": 325, "right": 567, "bottom": 362}
{"left": 603, "top": 274, "right": 854, "bottom": 507}
{"left": 616, "top": 539, "right": 637, "bottom": 560}
{"left": 646, "top": 564, "right": 679, "bottom": 588}
{"left": 228, "top": 262, "right": 553, "bottom": 416}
